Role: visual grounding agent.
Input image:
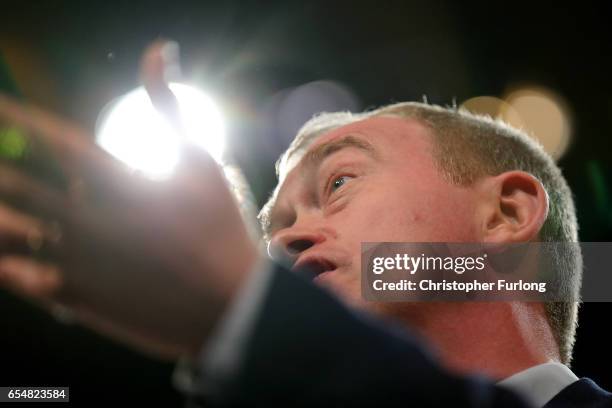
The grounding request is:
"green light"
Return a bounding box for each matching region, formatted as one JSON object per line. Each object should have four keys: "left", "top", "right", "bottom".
{"left": 0, "top": 126, "right": 28, "bottom": 159}
{"left": 587, "top": 160, "right": 612, "bottom": 225}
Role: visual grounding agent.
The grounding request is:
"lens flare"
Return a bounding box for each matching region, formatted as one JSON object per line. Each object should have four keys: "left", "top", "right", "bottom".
{"left": 96, "top": 83, "right": 225, "bottom": 179}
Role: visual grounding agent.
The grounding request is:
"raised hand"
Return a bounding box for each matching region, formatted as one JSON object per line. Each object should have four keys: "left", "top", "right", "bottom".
{"left": 0, "top": 41, "right": 259, "bottom": 360}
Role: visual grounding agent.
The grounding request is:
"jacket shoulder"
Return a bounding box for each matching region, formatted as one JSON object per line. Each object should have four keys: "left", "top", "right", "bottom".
{"left": 545, "top": 378, "right": 612, "bottom": 408}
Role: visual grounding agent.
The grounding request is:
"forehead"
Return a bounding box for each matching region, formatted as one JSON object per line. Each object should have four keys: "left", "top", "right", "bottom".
{"left": 261, "top": 115, "right": 434, "bottom": 238}
{"left": 284, "top": 115, "right": 430, "bottom": 175}
{"left": 317, "top": 115, "right": 424, "bottom": 147}
{"left": 269, "top": 114, "right": 432, "bottom": 203}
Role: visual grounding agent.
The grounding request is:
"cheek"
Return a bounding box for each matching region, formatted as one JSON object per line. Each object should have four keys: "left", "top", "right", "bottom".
{"left": 321, "top": 177, "right": 479, "bottom": 313}
{"left": 411, "top": 187, "right": 479, "bottom": 241}
{"left": 338, "top": 181, "right": 478, "bottom": 243}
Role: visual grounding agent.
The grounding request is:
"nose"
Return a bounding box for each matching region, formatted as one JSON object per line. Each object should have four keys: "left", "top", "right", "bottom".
{"left": 267, "top": 227, "right": 326, "bottom": 266}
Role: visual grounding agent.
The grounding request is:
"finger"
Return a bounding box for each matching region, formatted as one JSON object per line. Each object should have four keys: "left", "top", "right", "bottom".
{"left": 139, "top": 41, "right": 221, "bottom": 185}
{"left": 0, "top": 201, "right": 45, "bottom": 238}
{"left": 0, "top": 123, "right": 71, "bottom": 192}
{"left": 139, "top": 41, "right": 227, "bottom": 187}
{"left": 0, "top": 256, "right": 62, "bottom": 299}
{"left": 0, "top": 94, "right": 129, "bottom": 192}
{"left": 0, "top": 161, "right": 69, "bottom": 222}
{"left": 0, "top": 203, "right": 62, "bottom": 259}
{"left": 175, "top": 142, "right": 219, "bottom": 178}
{"left": 0, "top": 93, "right": 95, "bottom": 164}
{"left": 0, "top": 203, "right": 46, "bottom": 256}
{"left": 140, "top": 40, "right": 184, "bottom": 134}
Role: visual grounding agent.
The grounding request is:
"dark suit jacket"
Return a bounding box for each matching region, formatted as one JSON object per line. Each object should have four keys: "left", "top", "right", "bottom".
{"left": 545, "top": 378, "right": 612, "bottom": 408}
{"left": 189, "top": 264, "right": 530, "bottom": 407}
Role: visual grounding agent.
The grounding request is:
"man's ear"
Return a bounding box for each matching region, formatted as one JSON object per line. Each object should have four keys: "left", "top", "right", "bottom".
{"left": 479, "top": 171, "right": 549, "bottom": 243}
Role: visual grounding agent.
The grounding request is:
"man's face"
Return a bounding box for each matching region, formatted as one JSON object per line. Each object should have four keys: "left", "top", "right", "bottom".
{"left": 267, "top": 116, "right": 483, "bottom": 310}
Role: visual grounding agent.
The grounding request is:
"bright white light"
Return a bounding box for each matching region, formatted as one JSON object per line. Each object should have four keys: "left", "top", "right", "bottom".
{"left": 96, "top": 83, "right": 225, "bottom": 179}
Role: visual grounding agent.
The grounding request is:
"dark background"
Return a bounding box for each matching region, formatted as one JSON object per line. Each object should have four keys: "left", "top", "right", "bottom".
{"left": 0, "top": 0, "right": 611, "bottom": 405}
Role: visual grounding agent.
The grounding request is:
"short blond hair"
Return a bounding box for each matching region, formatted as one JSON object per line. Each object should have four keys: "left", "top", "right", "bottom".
{"left": 260, "top": 101, "right": 582, "bottom": 365}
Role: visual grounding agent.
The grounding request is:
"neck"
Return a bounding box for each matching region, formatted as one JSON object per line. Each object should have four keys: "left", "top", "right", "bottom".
{"left": 385, "top": 301, "right": 560, "bottom": 380}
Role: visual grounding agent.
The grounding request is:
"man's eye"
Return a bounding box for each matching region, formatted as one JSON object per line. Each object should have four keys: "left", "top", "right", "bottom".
{"left": 330, "top": 175, "right": 354, "bottom": 193}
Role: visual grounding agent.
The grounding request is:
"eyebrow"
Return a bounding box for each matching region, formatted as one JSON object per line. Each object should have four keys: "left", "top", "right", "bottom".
{"left": 261, "top": 135, "right": 378, "bottom": 241}
{"left": 299, "top": 134, "right": 378, "bottom": 170}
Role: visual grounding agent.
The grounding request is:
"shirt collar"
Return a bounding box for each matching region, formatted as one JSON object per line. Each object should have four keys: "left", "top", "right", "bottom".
{"left": 497, "top": 362, "right": 579, "bottom": 407}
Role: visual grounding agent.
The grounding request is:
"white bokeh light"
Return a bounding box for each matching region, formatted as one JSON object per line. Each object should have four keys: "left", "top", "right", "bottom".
{"left": 96, "top": 83, "right": 225, "bottom": 179}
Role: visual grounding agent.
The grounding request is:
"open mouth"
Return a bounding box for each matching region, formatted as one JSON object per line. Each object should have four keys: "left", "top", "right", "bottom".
{"left": 292, "top": 258, "right": 337, "bottom": 281}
